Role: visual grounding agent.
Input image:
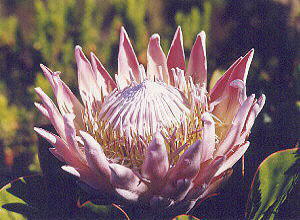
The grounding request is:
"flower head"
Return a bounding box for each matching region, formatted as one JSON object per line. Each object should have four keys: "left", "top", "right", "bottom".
{"left": 34, "top": 26, "right": 265, "bottom": 217}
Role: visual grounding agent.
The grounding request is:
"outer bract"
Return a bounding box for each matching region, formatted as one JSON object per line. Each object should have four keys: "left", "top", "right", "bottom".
{"left": 34, "top": 27, "right": 265, "bottom": 217}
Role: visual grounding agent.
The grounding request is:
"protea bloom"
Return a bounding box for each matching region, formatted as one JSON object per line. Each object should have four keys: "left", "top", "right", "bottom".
{"left": 34, "top": 27, "right": 265, "bottom": 217}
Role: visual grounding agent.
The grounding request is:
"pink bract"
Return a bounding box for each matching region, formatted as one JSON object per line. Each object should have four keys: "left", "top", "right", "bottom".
{"left": 34, "top": 26, "right": 265, "bottom": 217}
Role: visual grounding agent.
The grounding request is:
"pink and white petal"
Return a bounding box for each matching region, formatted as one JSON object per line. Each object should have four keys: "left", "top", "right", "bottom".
{"left": 213, "top": 52, "right": 253, "bottom": 123}
{"left": 40, "top": 64, "right": 55, "bottom": 89}
{"left": 109, "top": 163, "right": 146, "bottom": 193}
{"left": 90, "top": 52, "right": 116, "bottom": 96}
{"left": 114, "top": 188, "right": 141, "bottom": 202}
{"left": 187, "top": 31, "right": 207, "bottom": 86}
{"left": 241, "top": 94, "right": 266, "bottom": 140}
{"left": 162, "top": 178, "right": 192, "bottom": 202}
{"left": 147, "top": 33, "right": 169, "bottom": 83}
{"left": 210, "top": 50, "right": 254, "bottom": 125}
{"left": 34, "top": 102, "right": 50, "bottom": 119}
{"left": 212, "top": 79, "right": 247, "bottom": 127}
{"left": 61, "top": 165, "right": 81, "bottom": 177}
{"left": 49, "top": 148, "right": 65, "bottom": 162}
{"left": 193, "top": 156, "right": 225, "bottom": 186}
{"left": 75, "top": 45, "right": 102, "bottom": 106}
{"left": 167, "top": 26, "right": 185, "bottom": 85}
{"left": 215, "top": 94, "right": 255, "bottom": 156}
{"left": 80, "top": 131, "right": 111, "bottom": 180}
{"left": 201, "top": 112, "right": 216, "bottom": 162}
{"left": 52, "top": 74, "right": 84, "bottom": 127}
{"left": 185, "top": 156, "right": 225, "bottom": 201}
{"left": 215, "top": 141, "right": 250, "bottom": 177}
{"left": 34, "top": 127, "right": 82, "bottom": 167}
{"left": 118, "top": 27, "right": 140, "bottom": 88}
{"left": 63, "top": 165, "right": 106, "bottom": 190}
{"left": 142, "top": 132, "right": 169, "bottom": 182}
{"left": 230, "top": 79, "right": 247, "bottom": 105}
{"left": 34, "top": 87, "right": 66, "bottom": 140}
{"left": 40, "top": 64, "right": 84, "bottom": 128}
{"left": 168, "top": 140, "right": 202, "bottom": 181}
{"left": 63, "top": 114, "right": 85, "bottom": 161}
{"left": 228, "top": 49, "right": 254, "bottom": 83}
{"left": 209, "top": 57, "right": 242, "bottom": 102}
{"left": 34, "top": 127, "right": 66, "bottom": 151}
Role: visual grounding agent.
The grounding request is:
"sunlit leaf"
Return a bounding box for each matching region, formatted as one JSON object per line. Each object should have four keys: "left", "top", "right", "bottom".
{"left": 173, "top": 214, "right": 201, "bottom": 220}
{"left": 246, "top": 148, "right": 299, "bottom": 220}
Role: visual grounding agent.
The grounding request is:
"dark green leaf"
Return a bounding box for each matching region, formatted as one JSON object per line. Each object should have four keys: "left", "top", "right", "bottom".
{"left": 79, "top": 201, "right": 130, "bottom": 220}
{"left": 246, "top": 148, "right": 299, "bottom": 220}
{"left": 0, "top": 175, "right": 118, "bottom": 219}
{"left": 0, "top": 175, "right": 47, "bottom": 219}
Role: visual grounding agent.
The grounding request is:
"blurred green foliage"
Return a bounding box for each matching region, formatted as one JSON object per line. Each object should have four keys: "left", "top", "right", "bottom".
{"left": 0, "top": 16, "right": 17, "bottom": 47}
{"left": 175, "top": 4, "right": 211, "bottom": 49}
{"left": 0, "top": 83, "right": 18, "bottom": 145}
{"left": 0, "top": 0, "right": 299, "bottom": 218}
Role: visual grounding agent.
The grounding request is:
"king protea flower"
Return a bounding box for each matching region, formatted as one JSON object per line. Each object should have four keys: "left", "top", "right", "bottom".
{"left": 34, "top": 27, "right": 265, "bottom": 217}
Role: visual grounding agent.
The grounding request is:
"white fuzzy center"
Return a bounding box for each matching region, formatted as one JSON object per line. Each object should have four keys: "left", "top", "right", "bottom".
{"left": 99, "top": 80, "right": 190, "bottom": 138}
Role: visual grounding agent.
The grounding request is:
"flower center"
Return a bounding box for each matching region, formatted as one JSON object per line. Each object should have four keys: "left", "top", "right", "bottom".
{"left": 84, "top": 80, "right": 206, "bottom": 167}
{"left": 99, "top": 80, "right": 190, "bottom": 138}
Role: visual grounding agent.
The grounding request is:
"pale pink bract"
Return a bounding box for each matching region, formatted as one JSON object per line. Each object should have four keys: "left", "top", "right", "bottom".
{"left": 34, "top": 27, "right": 265, "bottom": 217}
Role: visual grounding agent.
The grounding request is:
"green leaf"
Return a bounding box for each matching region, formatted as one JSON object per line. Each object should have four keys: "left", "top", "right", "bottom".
{"left": 246, "top": 148, "right": 299, "bottom": 220}
{"left": 173, "top": 214, "right": 201, "bottom": 220}
{"left": 79, "top": 200, "right": 131, "bottom": 220}
{"left": 0, "top": 175, "right": 120, "bottom": 219}
{"left": 0, "top": 175, "right": 48, "bottom": 219}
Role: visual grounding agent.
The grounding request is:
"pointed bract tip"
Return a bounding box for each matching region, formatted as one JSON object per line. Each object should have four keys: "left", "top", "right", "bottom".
{"left": 244, "top": 48, "right": 254, "bottom": 58}
{"left": 198, "top": 31, "right": 206, "bottom": 39}
{"left": 120, "top": 26, "right": 126, "bottom": 33}
{"left": 244, "top": 94, "right": 255, "bottom": 105}
{"left": 75, "top": 45, "right": 87, "bottom": 61}
{"left": 34, "top": 87, "right": 42, "bottom": 93}
{"left": 120, "top": 26, "right": 128, "bottom": 40}
{"left": 61, "top": 165, "right": 80, "bottom": 177}
{"left": 175, "top": 26, "right": 182, "bottom": 35}
{"left": 34, "top": 127, "right": 57, "bottom": 144}
{"left": 40, "top": 64, "right": 52, "bottom": 73}
{"left": 150, "top": 33, "right": 160, "bottom": 41}
{"left": 34, "top": 102, "right": 40, "bottom": 107}
{"left": 75, "top": 45, "right": 82, "bottom": 51}
{"left": 258, "top": 94, "right": 266, "bottom": 106}
{"left": 90, "top": 51, "right": 97, "bottom": 60}
{"left": 33, "top": 127, "right": 41, "bottom": 133}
